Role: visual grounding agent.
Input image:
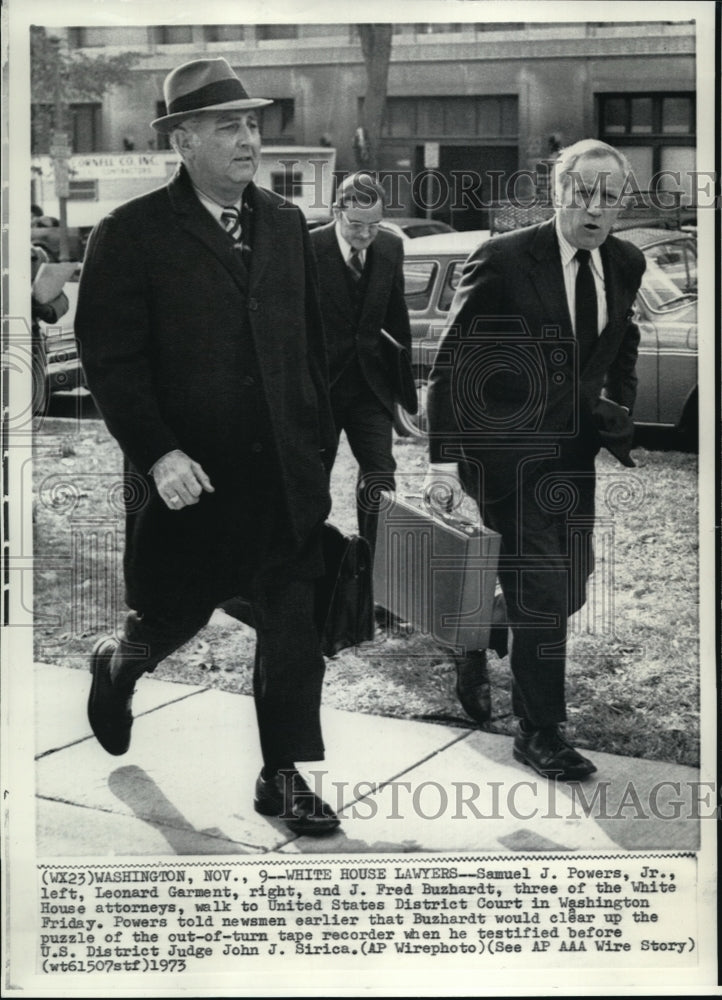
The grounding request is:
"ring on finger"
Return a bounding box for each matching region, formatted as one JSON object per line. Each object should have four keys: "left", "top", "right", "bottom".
{"left": 168, "top": 495, "right": 181, "bottom": 505}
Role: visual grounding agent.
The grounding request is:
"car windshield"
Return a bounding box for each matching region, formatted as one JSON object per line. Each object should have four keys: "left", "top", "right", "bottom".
{"left": 640, "top": 237, "right": 697, "bottom": 311}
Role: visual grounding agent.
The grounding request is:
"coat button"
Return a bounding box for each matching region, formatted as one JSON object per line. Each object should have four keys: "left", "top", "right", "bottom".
{"left": 248, "top": 297, "right": 258, "bottom": 311}
{"left": 251, "top": 442, "right": 263, "bottom": 453}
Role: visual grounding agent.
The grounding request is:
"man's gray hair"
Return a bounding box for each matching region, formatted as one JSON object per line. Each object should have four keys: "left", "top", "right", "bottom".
{"left": 168, "top": 116, "right": 206, "bottom": 158}
{"left": 553, "top": 138, "right": 633, "bottom": 205}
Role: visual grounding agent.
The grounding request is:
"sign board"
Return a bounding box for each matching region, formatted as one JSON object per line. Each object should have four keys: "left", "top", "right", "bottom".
{"left": 69, "top": 153, "right": 167, "bottom": 180}
{"left": 424, "top": 141, "right": 440, "bottom": 169}
{"left": 49, "top": 130, "right": 72, "bottom": 159}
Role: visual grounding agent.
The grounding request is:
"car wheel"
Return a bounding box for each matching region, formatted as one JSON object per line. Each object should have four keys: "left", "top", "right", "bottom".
{"left": 675, "top": 389, "right": 698, "bottom": 452}
{"left": 394, "top": 377, "right": 429, "bottom": 440}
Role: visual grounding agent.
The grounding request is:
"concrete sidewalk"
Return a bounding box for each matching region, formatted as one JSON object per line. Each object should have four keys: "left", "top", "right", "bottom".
{"left": 35, "top": 662, "right": 700, "bottom": 857}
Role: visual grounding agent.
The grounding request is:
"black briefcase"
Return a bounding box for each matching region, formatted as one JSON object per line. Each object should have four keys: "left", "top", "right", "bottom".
{"left": 381, "top": 329, "right": 418, "bottom": 415}
{"left": 315, "top": 523, "right": 374, "bottom": 657}
{"left": 374, "top": 493, "right": 500, "bottom": 652}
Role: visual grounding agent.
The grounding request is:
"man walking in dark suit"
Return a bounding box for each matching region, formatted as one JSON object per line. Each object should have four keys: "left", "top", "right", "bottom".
{"left": 310, "top": 173, "right": 411, "bottom": 627}
{"left": 75, "top": 58, "right": 340, "bottom": 834}
{"left": 425, "top": 139, "right": 645, "bottom": 779}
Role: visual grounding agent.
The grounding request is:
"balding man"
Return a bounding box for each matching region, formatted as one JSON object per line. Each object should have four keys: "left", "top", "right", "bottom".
{"left": 425, "top": 139, "right": 645, "bottom": 779}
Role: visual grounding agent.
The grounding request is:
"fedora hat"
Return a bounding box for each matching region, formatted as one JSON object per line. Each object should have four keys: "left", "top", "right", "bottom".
{"left": 151, "top": 58, "right": 273, "bottom": 132}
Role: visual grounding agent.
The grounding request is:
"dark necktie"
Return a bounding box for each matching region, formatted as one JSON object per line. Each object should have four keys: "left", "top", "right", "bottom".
{"left": 347, "top": 249, "right": 363, "bottom": 282}
{"left": 575, "top": 249, "right": 598, "bottom": 368}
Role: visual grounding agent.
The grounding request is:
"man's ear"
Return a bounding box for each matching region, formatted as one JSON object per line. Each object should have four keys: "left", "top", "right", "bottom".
{"left": 172, "top": 125, "right": 196, "bottom": 158}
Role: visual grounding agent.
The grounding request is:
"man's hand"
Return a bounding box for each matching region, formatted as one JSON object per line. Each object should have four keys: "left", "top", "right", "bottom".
{"left": 150, "top": 449, "right": 215, "bottom": 510}
{"left": 423, "top": 463, "right": 463, "bottom": 515}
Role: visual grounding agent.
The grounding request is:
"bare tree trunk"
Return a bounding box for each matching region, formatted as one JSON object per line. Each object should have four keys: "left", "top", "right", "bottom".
{"left": 356, "top": 25, "right": 393, "bottom": 170}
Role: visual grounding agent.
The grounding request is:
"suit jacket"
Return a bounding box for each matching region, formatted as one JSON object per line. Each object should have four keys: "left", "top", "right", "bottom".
{"left": 75, "top": 164, "right": 335, "bottom": 610}
{"left": 310, "top": 223, "right": 411, "bottom": 415}
{"left": 427, "top": 219, "right": 646, "bottom": 502}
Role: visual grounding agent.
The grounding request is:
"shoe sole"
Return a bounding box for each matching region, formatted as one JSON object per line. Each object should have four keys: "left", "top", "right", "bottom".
{"left": 253, "top": 797, "right": 340, "bottom": 835}
{"left": 88, "top": 637, "right": 131, "bottom": 756}
{"left": 512, "top": 746, "right": 597, "bottom": 781}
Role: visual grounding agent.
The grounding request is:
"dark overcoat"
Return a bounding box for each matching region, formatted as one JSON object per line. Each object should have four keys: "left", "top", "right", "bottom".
{"left": 75, "top": 164, "right": 335, "bottom": 613}
{"left": 428, "top": 219, "right": 646, "bottom": 502}
{"left": 310, "top": 223, "right": 411, "bottom": 415}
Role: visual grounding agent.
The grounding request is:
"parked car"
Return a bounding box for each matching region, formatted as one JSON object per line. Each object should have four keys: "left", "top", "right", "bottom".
{"left": 380, "top": 217, "right": 455, "bottom": 240}
{"left": 304, "top": 217, "right": 455, "bottom": 239}
{"left": 33, "top": 271, "right": 85, "bottom": 412}
{"left": 394, "top": 226, "right": 698, "bottom": 448}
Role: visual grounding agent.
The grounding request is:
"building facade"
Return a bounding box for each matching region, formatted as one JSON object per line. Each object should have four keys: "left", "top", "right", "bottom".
{"left": 32, "top": 20, "right": 697, "bottom": 230}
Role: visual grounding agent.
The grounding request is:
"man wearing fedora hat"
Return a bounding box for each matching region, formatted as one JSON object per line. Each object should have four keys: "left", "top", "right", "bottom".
{"left": 75, "top": 58, "right": 340, "bottom": 835}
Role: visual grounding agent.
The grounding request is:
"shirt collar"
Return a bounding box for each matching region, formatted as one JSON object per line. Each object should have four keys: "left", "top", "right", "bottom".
{"left": 193, "top": 185, "right": 244, "bottom": 224}
{"left": 555, "top": 217, "right": 604, "bottom": 276}
{"left": 334, "top": 223, "right": 365, "bottom": 265}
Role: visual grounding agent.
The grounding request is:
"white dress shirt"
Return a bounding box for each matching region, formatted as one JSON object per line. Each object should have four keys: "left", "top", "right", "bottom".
{"left": 194, "top": 186, "right": 242, "bottom": 229}
{"left": 334, "top": 225, "right": 366, "bottom": 268}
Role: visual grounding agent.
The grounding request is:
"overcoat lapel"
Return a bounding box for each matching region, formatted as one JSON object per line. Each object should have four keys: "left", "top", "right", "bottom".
{"left": 528, "top": 219, "right": 574, "bottom": 339}
{"left": 357, "top": 240, "right": 387, "bottom": 334}
{"left": 598, "top": 239, "right": 625, "bottom": 340}
{"left": 167, "top": 165, "right": 249, "bottom": 294}
{"left": 247, "top": 187, "right": 275, "bottom": 291}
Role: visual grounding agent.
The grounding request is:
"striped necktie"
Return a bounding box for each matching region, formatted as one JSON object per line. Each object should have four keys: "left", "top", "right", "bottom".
{"left": 221, "top": 206, "right": 243, "bottom": 244}
{"left": 347, "top": 249, "right": 363, "bottom": 282}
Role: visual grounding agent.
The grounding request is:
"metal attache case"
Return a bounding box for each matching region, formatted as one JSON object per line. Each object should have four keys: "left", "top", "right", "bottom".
{"left": 374, "top": 492, "right": 501, "bottom": 651}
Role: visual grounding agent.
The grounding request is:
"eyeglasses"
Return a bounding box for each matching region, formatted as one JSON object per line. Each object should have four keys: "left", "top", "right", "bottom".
{"left": 340, "top": 211, "right": 382, "bottom": 234}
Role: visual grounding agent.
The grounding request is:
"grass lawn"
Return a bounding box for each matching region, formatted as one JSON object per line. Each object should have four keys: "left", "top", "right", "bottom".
{"left": 32, "top": 416, "right": 700, "bottom": 767}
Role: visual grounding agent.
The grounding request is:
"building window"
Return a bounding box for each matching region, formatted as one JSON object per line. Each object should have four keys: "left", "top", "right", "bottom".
{"left": 384, "top": 98, "right": 417, "bottom": 138}
{"left": 415, "top": 23, "right": 464, "bottom": 34}
{"left": 259, "top": 99, "right": 295, "bottom": 142}
{"left": 474, "top": 23, "right": 525, "bottom": 31}
{"left": 70, "top": 103, "right": 101, "bottom": 153}
{"left": 203, "top": 25, "right": 245, "bottom": 42}
{"left": 69, "top": 180, "right": 98, "bottom": 201}
{"left": 256, "top": 24, "right": 298, "bottom": 41}
{"left": 598, "top": 92, "right": 695, "bottom": 200}
{"left": 67, "top": 27, "right": 87, "bottom": 48}
{"left": 271, "top": 170, "right": 303, "bottom": 199}
{"left": 31, "top": 102, "right": 101, "bottom": 153}
{"left": 153, "top": 25, "right": 194, "bottom": 44}
{"left": 382, "top": 96, "right": 518, "bottom": 139}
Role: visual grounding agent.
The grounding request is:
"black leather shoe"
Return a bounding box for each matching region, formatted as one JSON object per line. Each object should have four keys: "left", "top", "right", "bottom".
{"left": 87, "top": 637, "right": 135, "bottom": 756}
{"left": 254, "top": 769, "right": 340, "bottom": 836}
{"left": 453, "top": 649, "right": 492, "bottom": 723}
{"left": 513, "top": 723, "right": 597, "bottom": 781}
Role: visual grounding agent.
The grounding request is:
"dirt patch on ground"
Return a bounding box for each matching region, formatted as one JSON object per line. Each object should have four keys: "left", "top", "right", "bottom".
{"left": 32, "top": 417, "right": 699, "bottom": 766}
